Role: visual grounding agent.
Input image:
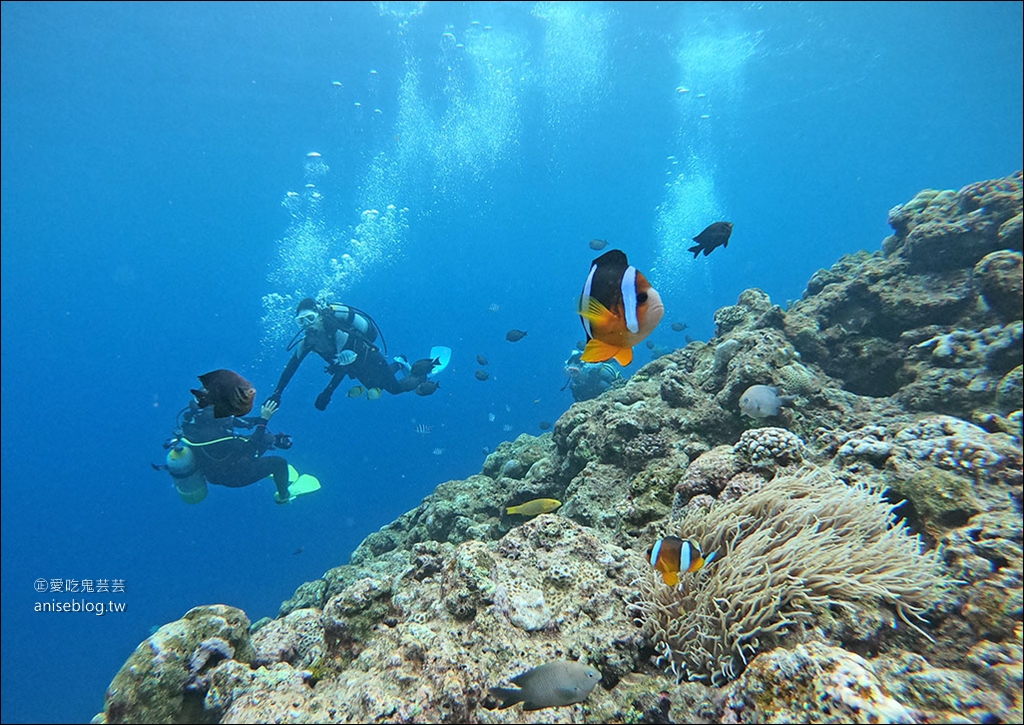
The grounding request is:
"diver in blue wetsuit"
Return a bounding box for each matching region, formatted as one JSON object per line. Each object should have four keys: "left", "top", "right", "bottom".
{"left": 268, "top": 298, "right": 447, "bottom": 410}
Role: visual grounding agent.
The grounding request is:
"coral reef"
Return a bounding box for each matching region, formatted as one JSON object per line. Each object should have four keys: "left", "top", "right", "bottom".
{"left": 95, "top": 174, "right": 1023, "bottom": 724}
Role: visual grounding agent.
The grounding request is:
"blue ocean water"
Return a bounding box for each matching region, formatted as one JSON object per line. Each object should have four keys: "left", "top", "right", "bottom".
{"left": 1, "top": 2, "right": 1020, "bottom": 722}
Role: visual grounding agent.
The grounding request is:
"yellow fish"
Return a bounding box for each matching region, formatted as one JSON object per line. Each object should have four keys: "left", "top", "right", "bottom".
{"left": 506, "top": 498, "right": 562, "bottom": 516}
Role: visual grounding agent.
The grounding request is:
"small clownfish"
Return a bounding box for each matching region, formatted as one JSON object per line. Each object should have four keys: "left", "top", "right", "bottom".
{"left": 578, "top": 249, "right": 664, "bottom": 366}
{"left": 647, "top": 536, "right": 717, "bottom": 586}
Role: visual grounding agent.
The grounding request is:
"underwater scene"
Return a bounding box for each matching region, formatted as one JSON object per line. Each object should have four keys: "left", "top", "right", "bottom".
{"left": 1, "top": 2, "right": 1022, "bottom": 723}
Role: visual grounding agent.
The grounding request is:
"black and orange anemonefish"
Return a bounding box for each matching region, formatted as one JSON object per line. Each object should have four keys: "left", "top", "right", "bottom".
{"left": 578, "top": 249, "right": 665, "bottom": 366}
{"left": 647, "top": 536, "right": 717, "bottom": 586}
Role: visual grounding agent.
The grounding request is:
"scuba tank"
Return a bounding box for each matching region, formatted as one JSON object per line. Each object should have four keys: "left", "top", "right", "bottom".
{"left": 166, "top": 443, "right": 208, "bottom": 504}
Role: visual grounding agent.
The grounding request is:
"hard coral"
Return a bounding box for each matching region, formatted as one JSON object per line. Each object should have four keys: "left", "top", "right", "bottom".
{"left": 733, "top": 427, "right": 805, "bottom": 470}
{"left": 630, "top": 467, "right": 947, "bottom": 686}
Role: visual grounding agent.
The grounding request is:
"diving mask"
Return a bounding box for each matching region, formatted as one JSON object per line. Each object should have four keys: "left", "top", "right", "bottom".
{"left": 296, "top": 310, "right": 318, "bottom": 327}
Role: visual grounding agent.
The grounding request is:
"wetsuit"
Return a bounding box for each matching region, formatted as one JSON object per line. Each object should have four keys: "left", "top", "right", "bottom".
{"left": 182, "top": 407, "right": 290, "bottom": 500}
{"left": 270, "top": 304, "right": 424, "bottom": 410}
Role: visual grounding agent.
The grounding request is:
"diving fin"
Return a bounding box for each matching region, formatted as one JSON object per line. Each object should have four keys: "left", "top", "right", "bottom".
{"left": 271, "top": 464, "right": 321, "bottom": 500}
{"left": 288, "top": 473, "right": 321, "bottom": 498}
{"left": 429, "top": 346, "right": 452, "bottom": 377}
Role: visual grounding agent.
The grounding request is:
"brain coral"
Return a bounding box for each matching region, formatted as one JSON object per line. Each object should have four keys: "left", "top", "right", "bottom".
{"left": 630, "top": 467, "right": 947, "bottom": 686}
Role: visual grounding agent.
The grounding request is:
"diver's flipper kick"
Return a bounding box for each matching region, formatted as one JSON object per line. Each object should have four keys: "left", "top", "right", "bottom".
{"left": 275, "top": 464, "right": 322, "bottom": 502}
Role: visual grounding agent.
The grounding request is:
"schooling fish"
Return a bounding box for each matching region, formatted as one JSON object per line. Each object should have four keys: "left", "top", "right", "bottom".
{"left": 739, "top": 384, "right": 796, "bottom": 418}
{"left": 589, "top": 238, "right": 608, "bottom": 251}
{"left": 489, "top": 660, "right": 601, "bottom": 711}
{"left": 647, "top": 536, "right": 717, "bottom": 586}
{"left": 475, "top": 369, "right": 490, "bottom": 381}
{"left": 578, "top": 249, "right": 665, "bottom": 366}
{"left": 190, "top": 369, "right": 255, "bottom": 418}
{"left": 506, "top": 498, "right": 562, "bottom": 516}
{"left": 347, "top": 385, "right": 366, "bottom": 398}
{"left": 689, "top": 221, "right": 733, "bottom": 257}
{"left": 506, "top": 329, "right": 528, "bottom": 342}
{"left": 477, "top": 354, "right": 489, "bottom": 366}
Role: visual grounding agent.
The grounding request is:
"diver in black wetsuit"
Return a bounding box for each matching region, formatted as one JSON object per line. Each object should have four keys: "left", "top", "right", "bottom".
{"left": 267, "top": 298, "right": 440, "bottom": 411}
{"left": 180, "top": 399, "right": 294, "bottom": 503}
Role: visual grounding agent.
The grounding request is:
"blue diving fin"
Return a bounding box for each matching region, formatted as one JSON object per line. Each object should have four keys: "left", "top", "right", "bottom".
{"left": 429, "top": 346, "right": 452, "bottom": 377}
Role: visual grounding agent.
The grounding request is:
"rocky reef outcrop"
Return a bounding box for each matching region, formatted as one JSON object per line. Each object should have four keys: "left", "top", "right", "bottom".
{"left": 95, "top": 173, "right": 1023, "bottom": 724}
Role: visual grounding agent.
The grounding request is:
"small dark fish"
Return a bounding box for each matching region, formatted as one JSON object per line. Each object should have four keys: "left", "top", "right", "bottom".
{"left": 670, "top": 322, "right": 688, "bottom": 332}
{"left": 539, "top": 420, "right": 552, "bottom": 430}
{"left": 293, "top": 546, "right": 304, "bottom": 556}
{"left": 190, "top": 369, "right": 255, "bottom": 418}
{"left": 645, "top": 340, "right": 655, "bottom": 349}
{"left": 415, "top": 380, "right": 440, "bottom": 396}
{"left": 409, "top": 356, "right": 441, "bottom": 377}
{"left": 475, "top": 369, "right": 490, "bottom": 381}
{"left": 589, "top": 238, "right": 608, "bottom": 251}
{"left": 477, "top": 354, "right": 489, "bottom": 366}
{"left": 506, "top": 329, "right": 528, "bottom": 342}
{"left": 689, "top": 221, "right": 733, "bottom": 257}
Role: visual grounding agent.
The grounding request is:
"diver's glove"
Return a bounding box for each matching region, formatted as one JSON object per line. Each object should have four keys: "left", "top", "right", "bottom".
{"left": 315, "top": 389, "right": 333, "bottom": 411}
{"left": 274, "top": 491, "right": 292, "bottom": 505}
{"left": 274, "top": 433, "right": 293, "bottom": 450}
{"left": 334, "top": 349, "right": 357, "bottom": 367}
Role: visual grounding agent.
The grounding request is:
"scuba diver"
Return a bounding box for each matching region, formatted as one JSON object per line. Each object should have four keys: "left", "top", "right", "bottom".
{"left": 562, "top": 347, "right": 624, "bottom": 402}
{"left": 267, "top": 298, "right": 449, "bottom": 411}
{"left": 156, "top": 398, "right": 300, "bottom": 505}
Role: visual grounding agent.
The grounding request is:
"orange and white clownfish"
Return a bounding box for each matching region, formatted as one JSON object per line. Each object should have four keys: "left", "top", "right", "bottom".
{"left": 647, "top": 536, "right": 717, "bottom": 586}
{"left": 578, "top": 249, "right": 665, "bottom": 366}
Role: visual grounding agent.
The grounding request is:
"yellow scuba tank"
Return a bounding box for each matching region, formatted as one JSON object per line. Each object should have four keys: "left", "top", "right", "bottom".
{"left": 166, "top": 444, "right": 208, "bottom": 504}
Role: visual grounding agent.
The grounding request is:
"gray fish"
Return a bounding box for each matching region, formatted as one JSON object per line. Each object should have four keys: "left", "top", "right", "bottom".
{"left": 589, "top": 238, "right": 608, "bottom": 251}
{"left": 689, "top": 221, "right": 733, "bottom": 257}
{"left": 475, "top": 369, "right": 490, "bottom": 381}
{"left": 489, "top": 660, "right": 601, "bottom": 711}
{"left": 670, "top": 321, "right": 688, "bottom": 332}
{"left": 538, "top": 420, "right": 552, "bottom": 430}
{"left": 506, "top": 329, "right": 528, "bottom": 342}
{"left": 477, "top": 354, "right": 489, "bottom": 366}
{"left": 739, "top": 384, "right": 796, "bottom": 418}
